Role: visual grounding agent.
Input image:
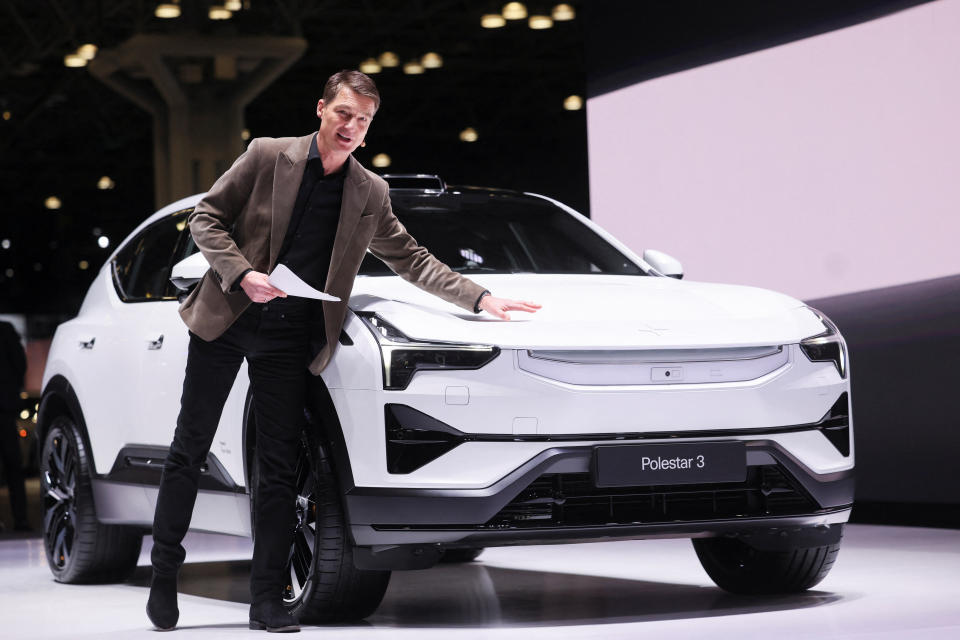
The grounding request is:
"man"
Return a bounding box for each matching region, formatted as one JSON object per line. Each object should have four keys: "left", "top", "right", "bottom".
{"left": 147, "top": 70, "right": 539, "bottom": 632}
{"left": 0, "top": 320, "right": 28, "bottom": 532}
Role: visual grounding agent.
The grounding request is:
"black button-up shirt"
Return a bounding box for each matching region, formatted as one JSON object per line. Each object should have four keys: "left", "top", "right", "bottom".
{"left": 276, "top": 134, "right": 345, "bottom": 292}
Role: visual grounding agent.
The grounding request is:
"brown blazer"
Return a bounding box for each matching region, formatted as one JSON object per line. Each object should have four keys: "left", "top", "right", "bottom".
{"left": 179, "top": 133, "right": 486, "bottom": 374}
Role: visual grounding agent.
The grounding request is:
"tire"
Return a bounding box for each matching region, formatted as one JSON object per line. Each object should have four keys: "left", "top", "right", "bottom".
{"left": 693, "top": 529, "right": 843, "bottom": 595}
{"left": 440, "top": 548, "right": 485, "bottom": 563}
{"left": 39, "top": 415, "right": 142, "bottom": 583}
{"left": 253, "top": 431, "right": 391, "bottom": 623}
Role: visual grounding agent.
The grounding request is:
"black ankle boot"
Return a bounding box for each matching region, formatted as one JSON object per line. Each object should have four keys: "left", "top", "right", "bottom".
{"left": 249, "top": 600, "right": 300, "bottom": 633}
{"left": 146, "top": 571, "right": 179, "bottom": 631}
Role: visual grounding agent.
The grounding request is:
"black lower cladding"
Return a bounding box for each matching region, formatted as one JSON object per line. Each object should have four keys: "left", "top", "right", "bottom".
{"left": 485, "top": 464, "right": 814, "bottom": 529}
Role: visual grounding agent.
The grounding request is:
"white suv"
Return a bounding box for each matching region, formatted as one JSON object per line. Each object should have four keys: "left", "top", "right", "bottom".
{"left": 39, "top": 176, "right": 853, "bottom": 622}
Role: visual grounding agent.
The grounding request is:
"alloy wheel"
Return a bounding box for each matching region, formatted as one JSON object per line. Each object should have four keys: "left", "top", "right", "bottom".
{"left": 42, "top": 429, "right": 78, "bottom": 570}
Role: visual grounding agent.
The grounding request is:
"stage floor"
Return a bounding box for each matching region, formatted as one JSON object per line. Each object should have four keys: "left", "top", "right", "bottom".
{"left": 2, "top": 523, "right": 958, "bottom": 639}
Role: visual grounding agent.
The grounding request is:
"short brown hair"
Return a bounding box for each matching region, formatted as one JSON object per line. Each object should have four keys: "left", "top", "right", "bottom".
{"left": 322, "top": 70, "right": 381, "bottom": 113}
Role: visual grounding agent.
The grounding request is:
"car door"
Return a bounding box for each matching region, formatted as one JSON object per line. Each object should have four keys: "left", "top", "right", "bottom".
{"left": 133, "top": 222, "right": 248, "bottom": 492}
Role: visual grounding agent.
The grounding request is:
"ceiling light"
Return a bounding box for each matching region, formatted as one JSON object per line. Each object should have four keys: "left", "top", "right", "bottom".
{"left": 33, "top": 263, "right": 42, "bottom": 272}
{"left": 97, "top": 175, "right": 115, "bottom": 190}
{"left": 98, "top": 236, "right": 110, "bottom": 249}
{"left": 403, "top": 60, "right": 425, "bottom": 75}
{"left": 241, "top": 128, "right": 251, "bottom": 140}
{"left": 2, "top": 111, "right": 10, "bottom": 121}
{"left": 209, "top": 5, "right": 232, "bottom": 19}
{"left": 155, "top": 2, "right": 181, "bottom": 18}
{"left": 78, "top": 260, "right": 90, "bottom": 270}
{"left": 64, "top": 53, "right": 87, "bottom": 68}
{"left": 45, "top": 196, "right": 62, "bottom": 210}
{"left": 421, "top": 52, "right": 443, "bottom": 69}
{"left": 502, "top": 2, "right": 527, "bottom": 20}
{"left": 77, "top": 43, "right": 98, "bottom": 60}
{"left": 359, "top": 57, "right": 382, "bottom": 74}
{"left": 552, "top": 3, "right": 575, "bottom": 20}
{"left": 563, "top": 94, "right": 583, "bottom": 111}
{"left": 20, "top": 410, "right": 29, "bottom": 420}
{"left": 4, "top": 268, "right": 13, "bottom": 278}
{"left": 378, "top": 51, "right": 400, "bottom": 68}
{"left": 459, "top": 127, "right": 478, "bottom": 142}
{"left": 1, "top": 239, "right": 9, "bottom": 249}
{"left": 225, "top": 0, "right": 242, "bottom": 10}
{"left": 372, "top": 153, "right": 391, "bottom": 168}
{"left": 528, "top": 15, "right": 553, "bottom": 29}
{"left": 481, "top": 14, "right": 506, "bottom": 28}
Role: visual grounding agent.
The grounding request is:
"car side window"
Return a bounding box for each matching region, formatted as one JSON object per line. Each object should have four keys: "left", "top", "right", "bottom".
{"left": 113, "top": 211, "right": 191, "bottom": 302}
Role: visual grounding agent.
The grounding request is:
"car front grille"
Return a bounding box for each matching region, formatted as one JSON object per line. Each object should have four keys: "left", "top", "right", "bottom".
{"left": 483, "top": 464, "right": 816, "bottom": 529}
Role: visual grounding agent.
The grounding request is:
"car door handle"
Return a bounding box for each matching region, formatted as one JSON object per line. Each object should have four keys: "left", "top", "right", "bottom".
{"left": 147, "top": 334, "right": 164, "bottom": 350}
{"left": 78, "top": 337, "right": 95, "bottom": 350}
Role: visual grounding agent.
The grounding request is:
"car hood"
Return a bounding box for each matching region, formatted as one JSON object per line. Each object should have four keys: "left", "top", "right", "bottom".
{"left": 349, "top": 274, "right": 823, "bottom": 349}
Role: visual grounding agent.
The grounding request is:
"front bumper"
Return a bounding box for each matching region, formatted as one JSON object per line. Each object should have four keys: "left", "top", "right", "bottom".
{"left": 346, "top": 439, "right": 853, "bottom": 569}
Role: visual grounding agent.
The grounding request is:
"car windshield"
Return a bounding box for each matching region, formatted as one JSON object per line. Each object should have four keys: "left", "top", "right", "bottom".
{"left": 360, "top": 193, "right": 645, "bottom": 276}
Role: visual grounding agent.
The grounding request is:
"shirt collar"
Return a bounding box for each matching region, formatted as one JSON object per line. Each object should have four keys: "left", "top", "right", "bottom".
{"left": 308, "top": 132, "right": 348, "bottom": 180}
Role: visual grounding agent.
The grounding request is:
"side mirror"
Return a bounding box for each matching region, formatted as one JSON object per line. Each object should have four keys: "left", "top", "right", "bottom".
{"left": 643, "top": 249, "right": 684, "bottom": 279}
{"left": 170, "top": 251, "right": 209, "bottom": 292}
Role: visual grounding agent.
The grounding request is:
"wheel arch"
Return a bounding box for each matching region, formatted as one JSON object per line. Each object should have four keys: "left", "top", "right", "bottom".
{"left": 38, "top": 374, "right": 97, "bottom": 473}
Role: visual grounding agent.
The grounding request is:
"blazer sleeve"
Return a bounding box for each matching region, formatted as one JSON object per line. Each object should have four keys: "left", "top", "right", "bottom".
{"left": 367, "top": 185, "right": 486, "bottom": 313}
{"left": 187, "top": 139, "right": 261, "bottom": 293}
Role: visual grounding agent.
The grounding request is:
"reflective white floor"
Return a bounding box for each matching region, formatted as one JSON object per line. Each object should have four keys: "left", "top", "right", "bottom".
{"left": 2, "top": 524, "right": 959, "bottom": 639}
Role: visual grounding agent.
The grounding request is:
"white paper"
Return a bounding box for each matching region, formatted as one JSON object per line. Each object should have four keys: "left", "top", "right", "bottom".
{"left": 267, "top": 264, "right": 340, "bottom": 301}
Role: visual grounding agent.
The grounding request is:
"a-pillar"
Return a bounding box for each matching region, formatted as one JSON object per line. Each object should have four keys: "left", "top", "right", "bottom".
{"left": 89, "top": 34, "right": 306, "bottom": 207}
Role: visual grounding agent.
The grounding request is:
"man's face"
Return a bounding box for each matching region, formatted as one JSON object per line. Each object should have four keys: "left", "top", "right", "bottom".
{"left": 316, "top": 88, "right": 376, "bottom": 154}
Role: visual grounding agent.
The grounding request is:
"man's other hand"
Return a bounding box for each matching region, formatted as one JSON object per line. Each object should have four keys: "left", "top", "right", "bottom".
{"left": 240, "top": 271, "right": 287, "bottom": 303}
{"left": 479, "top": 295, "right": 541, "bottom": 321}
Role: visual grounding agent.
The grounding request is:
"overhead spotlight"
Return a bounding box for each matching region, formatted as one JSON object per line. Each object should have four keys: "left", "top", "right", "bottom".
{"left": 552, "top": 3, "right": 575, "bottom": 20}
{"left": 78, "top": 260, "right": 90, "bottom": 271}
{"left": 209, "top": 5, "right": 232, "bottom": 19}
{"left": 155, "top": 2, "right": 181, "bottom": 18}
{"left": 1, "top": 239, "right": 9, "bottom": 249}
{"left": 97, "top": 175, "right": 115, "bottom": 190}
{"left": 502, "top": 2, "right": 527, "bottom": 20}
{"left": 378, "top": 51, "right": 400, "bottom": 68}
{"left": 64, "top": 53, "right": 87, "bottom": 68}
{"left": 77, "top": 44, "right": 98, "bottom": 60}
{"left": 45, "top": 196, "right": 62, "bottom": 210}
{"left": 403, "top": 60, "right": 425, "bottom": 75}
{"left": 459, "top": 127, "right": 478, "bottom": 142}
{"left": 421, "top": 52, "right": 443, "bottom": 69}
{"left": 225, "top": 0, "right": 242, "bottom": 10}
{"left": 528, "top": 15, "right": 553, "bottom": 29}
{"left": 359, "top": 57, "right": 382, "bottom": 74}
{"left": 98, "top": 236, "right": 110, "bottom": 249}
{"left": 372, "top": 153, "right": 391, "bottom": 168}
{"left": 4, "top": 268, "right": 13, "bottom": 278}
{"left": 481, "top": 14, "right": 506, "bottom": 28}
{"left": 563, "top": 95, "right": 583, "bottom": 111}
{"left": 2, "top": 111, "right": 10, "bottom": 121}
{"left": 241, "top": 128, "right": 251, "bottom": 140}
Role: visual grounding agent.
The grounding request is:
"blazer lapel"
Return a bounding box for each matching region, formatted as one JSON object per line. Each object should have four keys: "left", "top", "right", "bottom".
{"left": 269, "top": 134, "right": 313, "bottom": 269}
{"left": 324, "top": 154, "right": 371, "bottom": 291}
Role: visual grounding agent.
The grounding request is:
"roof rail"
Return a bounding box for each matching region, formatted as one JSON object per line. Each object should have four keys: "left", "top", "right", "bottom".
{"left": 382, "top": 174, "right": 446, "bottom": 193}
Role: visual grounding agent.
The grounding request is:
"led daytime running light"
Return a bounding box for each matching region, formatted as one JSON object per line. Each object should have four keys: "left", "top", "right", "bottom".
{"left": 359, "top": 313, "right": 499, "bottom": 389}
{"left": 800, "top": 307, "right": 847, "bottom": 378}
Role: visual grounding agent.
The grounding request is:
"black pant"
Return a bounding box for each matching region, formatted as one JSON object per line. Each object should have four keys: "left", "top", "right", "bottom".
{"left": 151, "top": 299, "right": 316, "bottom": 603}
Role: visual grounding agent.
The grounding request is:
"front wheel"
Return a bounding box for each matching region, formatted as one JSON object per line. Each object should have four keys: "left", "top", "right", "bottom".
{"left": 265, "top": 432, "right": 390, "bottom": 623}
{"left": 693, "top": 527, "right": 843, "bottom": 595}
{"left": 40, "top": 415, "right": 142, "bottom": 583}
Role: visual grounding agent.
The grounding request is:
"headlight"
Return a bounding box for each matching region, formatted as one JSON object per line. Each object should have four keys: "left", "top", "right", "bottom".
{"left": 800, "top": 307, "right": 847, "bottom": 378}
{"left": 358, "top": 313, "right": 500, "bottom": 390}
